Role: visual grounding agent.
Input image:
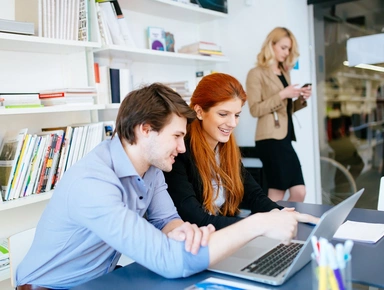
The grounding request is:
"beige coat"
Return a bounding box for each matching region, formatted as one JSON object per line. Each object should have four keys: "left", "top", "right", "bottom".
{"left": 246, "top": 66, "right": 307, "bottom": 141}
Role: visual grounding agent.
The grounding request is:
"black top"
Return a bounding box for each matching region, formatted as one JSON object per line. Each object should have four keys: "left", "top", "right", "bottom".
{"left": 277, "top": 74, "right": 296, "bottom": 141}
{"left": 163, "top": 138, "right": 283, "bottom": 230}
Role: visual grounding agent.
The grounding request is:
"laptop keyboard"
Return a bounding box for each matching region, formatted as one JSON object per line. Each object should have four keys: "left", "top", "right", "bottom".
{"left": 241, "top": 242, "right": 303, "bottom": 277}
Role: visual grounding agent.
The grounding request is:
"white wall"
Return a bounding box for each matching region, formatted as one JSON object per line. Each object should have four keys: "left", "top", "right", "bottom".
{"left": 216, "top": 0, "right": 320, "bottom": 203}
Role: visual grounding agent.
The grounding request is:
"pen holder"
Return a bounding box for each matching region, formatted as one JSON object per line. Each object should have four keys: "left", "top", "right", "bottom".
{"left": 311, "top": 253, "right": 352, "bottom": 290}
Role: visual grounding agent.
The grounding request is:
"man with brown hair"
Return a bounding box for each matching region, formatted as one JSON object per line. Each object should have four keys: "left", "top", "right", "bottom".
{"left": 16, "top": 83, "right": 316, "bottom": 290}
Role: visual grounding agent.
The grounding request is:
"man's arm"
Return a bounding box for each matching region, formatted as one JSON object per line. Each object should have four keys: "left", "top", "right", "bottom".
{"left": 164, "top": 219, "right": 216, "bottom": 255}
{"left": 207, "top": 210, "right": 318, "bottom": 266}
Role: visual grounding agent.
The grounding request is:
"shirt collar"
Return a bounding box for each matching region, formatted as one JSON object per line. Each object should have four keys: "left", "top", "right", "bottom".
{"left": 110, "top": 136, "right": 138, "bottom": 178}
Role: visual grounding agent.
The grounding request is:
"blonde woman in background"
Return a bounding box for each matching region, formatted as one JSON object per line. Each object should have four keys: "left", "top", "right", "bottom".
{"left": 246, "top": 27, "right": 311, "bottom": 202}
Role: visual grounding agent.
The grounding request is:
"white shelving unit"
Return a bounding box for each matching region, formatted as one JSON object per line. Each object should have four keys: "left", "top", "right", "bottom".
{"left": 120, "top": 0, "right": 228, "bottom": 23}
{"left": 0, "top": 191, "right": 53, "bottom": 212}
{"left": 0, "top": 1, "right": 228, "bottom": 286}
{"left": 0, "top": 104, "right": 105, "bottom": 115}
{"left": 93, "top": 46, "right": 229, "bottom": 66}
{"left": 0, "top": 32, "right": 100, "bottom": 54}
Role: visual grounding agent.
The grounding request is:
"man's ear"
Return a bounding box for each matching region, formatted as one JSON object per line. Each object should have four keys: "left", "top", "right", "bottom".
{"left": 139, "top": 123, "right": 152, "bottom": 136}
{"left": 194, "top": 104, "right": 203, "bottom": 119}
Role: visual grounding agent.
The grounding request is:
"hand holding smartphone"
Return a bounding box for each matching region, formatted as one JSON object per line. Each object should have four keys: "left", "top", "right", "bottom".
{"left": 299, "top": 83, "right": 312, "bottom": 103}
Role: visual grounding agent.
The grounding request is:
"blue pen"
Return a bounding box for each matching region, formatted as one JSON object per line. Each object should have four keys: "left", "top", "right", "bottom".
{"left": 343, "top": 240, "right": 354, "bottom": 259}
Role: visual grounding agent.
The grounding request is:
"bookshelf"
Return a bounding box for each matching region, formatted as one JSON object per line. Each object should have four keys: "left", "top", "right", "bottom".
{"left": 119, "top": 0, "right": 228, "bottom": 23}
{"left": 0, "top": 191, "right": 53, "bottom": 212}
{"left": 0, "top": 32, "right": 100, "bottom": 54}
{"left": 0, "top": 104, "right": 105, "bottom": 115}
{"left": 0, "top": 1, "right": 228, "bottom": 286}
{"left": 93, "top": 46, "right": 229, "bottom": 66}
{"left": 94, "top": 0, "right": 229, "bottom": 97}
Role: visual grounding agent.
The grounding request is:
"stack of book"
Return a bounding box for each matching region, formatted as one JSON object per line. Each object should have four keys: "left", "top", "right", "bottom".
{"left": 15, "top": 0, "right": 89, "bottom": 41}
{"left": 38, "top": 87, "right": 97, "bottom": 106}
{"left": 178, "top": 41, "right": 224, "bottom": 57}
{"left": 0, "top": 121, "right": 109, "bottom": 202}
{"left": 94, "top": 63, "right": 132, "bottom": 104}
{"left": 0, "top": 92, "right": 42, "bottom": 109}
{"left": 163, "top": 81, "right": 192, "bottom": 104}
{"left": 196, "top": 70, "right": 216, "bottom": 85}
{"left": 0, "top": 239, "right": 9, "bottom": 274}
{"left": 95, "top": 0, "right": 135, "bottom": 47}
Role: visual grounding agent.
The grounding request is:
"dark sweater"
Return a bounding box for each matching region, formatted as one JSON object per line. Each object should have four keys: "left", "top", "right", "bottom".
{"left": 163, "top": 139, "right": 283, "bottom": 230}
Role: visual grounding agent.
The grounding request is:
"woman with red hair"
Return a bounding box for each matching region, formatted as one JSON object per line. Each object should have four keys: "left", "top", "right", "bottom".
{"left": 164, "top": 73, "right": 284, "bottom": 230}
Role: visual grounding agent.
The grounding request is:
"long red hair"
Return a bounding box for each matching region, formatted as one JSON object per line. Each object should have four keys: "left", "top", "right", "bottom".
{"left": 189, "top": 73, "right": 247, "bottom": 216}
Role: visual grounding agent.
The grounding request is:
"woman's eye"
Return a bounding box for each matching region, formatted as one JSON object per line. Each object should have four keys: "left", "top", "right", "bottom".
{"left": 219, "top": 113, "right": 227, "bottom": 117}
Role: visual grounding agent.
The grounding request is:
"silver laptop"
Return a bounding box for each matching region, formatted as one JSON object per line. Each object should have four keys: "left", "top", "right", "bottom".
{"left": 208, "top": 188, "right": 364, "bottom": 286}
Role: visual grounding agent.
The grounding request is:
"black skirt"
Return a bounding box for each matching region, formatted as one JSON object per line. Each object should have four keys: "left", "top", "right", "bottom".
{"left": 255, "top": 99, "right": 304, "bottom": 190}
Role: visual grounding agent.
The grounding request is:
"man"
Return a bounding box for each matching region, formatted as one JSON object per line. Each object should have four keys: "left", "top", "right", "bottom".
{"left": 16, "top": 83, "right": 316, "bottom": 290}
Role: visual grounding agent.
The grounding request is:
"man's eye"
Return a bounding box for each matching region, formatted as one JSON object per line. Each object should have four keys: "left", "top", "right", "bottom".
{"left": 235, "top": 114, "right": 240, "bottom": 118}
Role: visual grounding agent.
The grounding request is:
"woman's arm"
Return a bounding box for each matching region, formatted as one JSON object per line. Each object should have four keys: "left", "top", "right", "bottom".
{"left": 241, "top": 165, "right": 283, "bottom": 213}
{"left": 164, "top": 152, "right": 243, "bottom": 230}
{"left": 246, "top": 68, "right": 285, "bottom": 118}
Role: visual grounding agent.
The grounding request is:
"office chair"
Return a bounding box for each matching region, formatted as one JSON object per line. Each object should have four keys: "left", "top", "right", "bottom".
{"left": 320, "top": 156, "right": 357, "bottom": 205}
{"left": 8, "top": 227, "right": 36, "bottom": 288}
{"left": 378, "top": 176, "right": 384, "bottom": 211}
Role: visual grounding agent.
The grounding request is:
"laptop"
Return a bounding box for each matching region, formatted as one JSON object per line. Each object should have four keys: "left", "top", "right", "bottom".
{"left": 208, "top": 188, "right": 364, "bottom": 286}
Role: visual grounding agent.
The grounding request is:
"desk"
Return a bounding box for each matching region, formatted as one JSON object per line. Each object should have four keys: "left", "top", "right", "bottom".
{"left": 72, "top": 202, "right": 384, "bottom": 290}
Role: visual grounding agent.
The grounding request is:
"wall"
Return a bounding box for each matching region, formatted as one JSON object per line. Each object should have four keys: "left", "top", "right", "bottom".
{"left": 216, "top": 0, "right": 320, "bottom": 203}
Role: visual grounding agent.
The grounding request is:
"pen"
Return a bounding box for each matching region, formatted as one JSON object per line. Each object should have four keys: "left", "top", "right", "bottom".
{"left": 326, "top": 243, "right": 345, "bottom": 290}
{"left": 318, "top": 238, "right": 328, "bottom": 290}
{"left": 343, "top": 240, "right": 354, "bottom": 259}
{"left": 311, "top": 236, "right": 320, "bottom": 262}
{"left": 335, "top": 243, "right": 346, "bottom": 269}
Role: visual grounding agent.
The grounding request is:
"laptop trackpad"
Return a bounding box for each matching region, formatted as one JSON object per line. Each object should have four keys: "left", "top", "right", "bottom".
{"left": 232, "top": 237, "right": 280, "bottom": 259}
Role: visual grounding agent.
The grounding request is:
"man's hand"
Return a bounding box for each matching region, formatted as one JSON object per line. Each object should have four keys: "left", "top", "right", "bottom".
{"left": 252, "top": 210, "right": 319, "bottom": 245}
{"left": 167, "top": 222, "right": 215, "bottom": 255}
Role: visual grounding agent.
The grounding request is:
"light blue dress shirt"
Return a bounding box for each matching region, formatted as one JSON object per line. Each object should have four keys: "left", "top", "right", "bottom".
{"left": 16, "top": 136, "right": 209, "bottom": 289}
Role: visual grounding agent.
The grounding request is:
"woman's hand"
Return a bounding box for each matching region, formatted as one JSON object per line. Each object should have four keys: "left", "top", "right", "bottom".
{"left": 299, "top": 85, "right": 312, "bottom": 100}
{"left": 279, "top": 84, "right": 301, "bottom": 100}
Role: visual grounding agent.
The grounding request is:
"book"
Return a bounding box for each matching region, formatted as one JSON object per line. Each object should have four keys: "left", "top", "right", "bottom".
{"left": 0, "top": 129, "right": 28, "bottom": 201}
{"left": 21, "top": 136, "right": 42, "bottom": 197}
{"left": 119, "top": 68, "right": 130, "bottom": 102}
{"left": 7, "top": 134, "right": 31, "bottom": 200}
{"left": 179, "top": 41, "right": 222, "bottom": 53}
{"left": 78, "top": 0, "right": 88, "bottom": 41}
{"left": 185, "top": 277, "right": 266, "bottom": 290}
{"left": 96, "top": 65, "right": 111, "bottom": 105}
{"left": 110, "top": 0, "right": 136, "bottom": 47}
{"left": 15, "top": 0, "right": 42, "bottom": 36}
{"left": 0, "top": 238, "right": 9, "bottom": 268}
{"left": 147, "top": 27, "right": 166, "bottom": 51}
{"left": 95, "top": 1, "right": 113, "bottom": 45}
{"left": 98, "top": 1, "right": 125, "bottom": 45}
{"left": 44, "top": 130, "right": 64, "bottom": 191}
{"left": 0, "top": 18, "right": 34, "bottom": 35}
{"left": 55, "top": 126, "right": 73, "bottom": 185}
{"left": 35, "top": 132, "right": 54, "bottom": 194}
{"left": 109, "top": 68, "right": 120, "bottom": 103}
{"left": 13, "top": 135, "right": 37, "bottom": 199}
{"left": 26, "top": 135, "right": 47, "bottom": 196}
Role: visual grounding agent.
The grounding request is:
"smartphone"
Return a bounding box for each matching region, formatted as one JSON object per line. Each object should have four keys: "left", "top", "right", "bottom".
{"left": 302, "top": 83, "right": 312, "bottom": 88}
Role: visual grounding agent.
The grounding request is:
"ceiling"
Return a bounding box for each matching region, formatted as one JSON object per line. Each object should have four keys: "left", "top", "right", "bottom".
{"left": 309, "top": 0, "right": 384, "bottom": 32}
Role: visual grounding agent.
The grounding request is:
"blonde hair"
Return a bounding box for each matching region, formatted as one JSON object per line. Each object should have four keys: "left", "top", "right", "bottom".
{"left": 256, "top": 27, "right": 299, "bottom": 71}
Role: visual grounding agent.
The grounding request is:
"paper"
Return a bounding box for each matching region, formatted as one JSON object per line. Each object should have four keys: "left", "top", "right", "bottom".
{"left": 333, "top": 220, "right": 384, "bottom": 243}
{"left": 184, "top": 277, "right": 269, "bottom": 290}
